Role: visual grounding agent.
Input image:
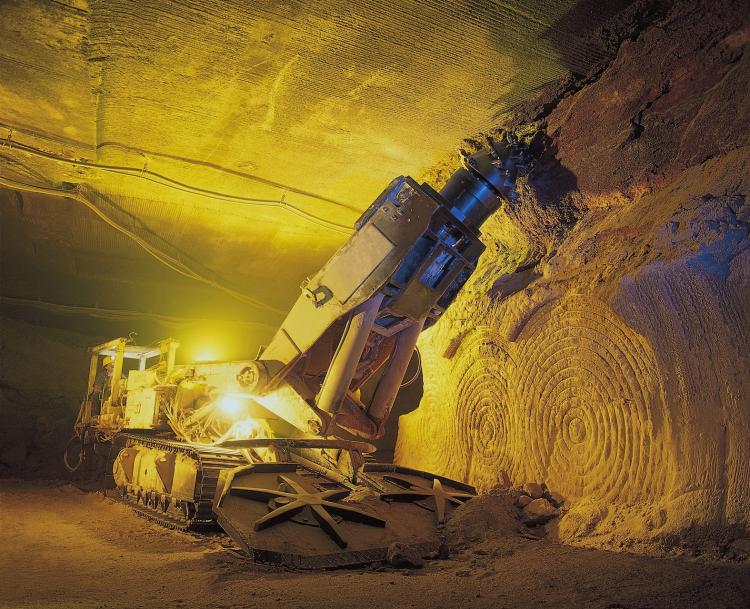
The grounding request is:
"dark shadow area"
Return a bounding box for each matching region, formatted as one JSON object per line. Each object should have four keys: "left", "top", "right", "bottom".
{"left": 478, "top": 0, "right": 642, "bottom": 115}
{"left": 487, "top": 0, "right": 669, "bottom": 119}
{"left": 540, "top": 0, "right": 641, "bottom": 75}
{"left": 526, "top": 131, "right": 579, "bottom": 210}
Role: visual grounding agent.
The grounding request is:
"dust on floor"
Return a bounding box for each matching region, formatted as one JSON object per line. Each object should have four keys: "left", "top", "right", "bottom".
{"left": 0, "top": 479, "right": 748, "bottom": 609}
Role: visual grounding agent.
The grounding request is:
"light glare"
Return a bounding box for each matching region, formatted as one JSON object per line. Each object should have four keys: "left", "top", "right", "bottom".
{"left": 230, "top": 419, "right": 261, "bottom": 439}
{"left": 194, "top": 350, "right": 217, "bottom": 362}
{"left": 218, "top": 395, "right": 243, "bottom": 415}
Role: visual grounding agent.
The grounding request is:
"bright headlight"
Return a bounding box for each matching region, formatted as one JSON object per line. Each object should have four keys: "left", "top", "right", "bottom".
{"left": 218, "top": 395, "right": 243, "bottom": 416}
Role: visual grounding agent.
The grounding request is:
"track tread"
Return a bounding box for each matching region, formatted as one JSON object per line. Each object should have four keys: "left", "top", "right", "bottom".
{"left": 110, "top": 433, "right": 246, "bottom": 530}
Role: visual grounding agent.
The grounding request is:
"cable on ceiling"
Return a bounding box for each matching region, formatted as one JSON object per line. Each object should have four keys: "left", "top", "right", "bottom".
{"left": 0, "top": 296, "right": 275, "bottom": 330}
{"left": 1, "top": 121, "right": 357, "bottom": 211}
{"left": 0, "top": 174, "right": 286, "bottom": 315}
{"left": 1, "top": 130, "right": 356, "bottom": 234}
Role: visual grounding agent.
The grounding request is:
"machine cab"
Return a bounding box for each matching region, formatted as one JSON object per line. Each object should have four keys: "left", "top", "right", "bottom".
{"left": 82, "top": 338, "right": 178, "bottom": 431}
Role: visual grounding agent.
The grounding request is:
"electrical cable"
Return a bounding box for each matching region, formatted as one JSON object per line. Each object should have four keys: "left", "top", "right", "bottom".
{"left": 1, "top": 121, "right": 358, "bottom": 210}
{"left": 0, "top": 295, "right": 275, "bottom": 329}
{"left": 63, "top": 430, "right": 85, "bottom": 472}
{"left": 1, "top": 131, "right": 357, "bottom": 233}
{"left": 0, "top": 174, "right": 286, "bottom": 314}
{"left": 64, "top": 396, "right": 92, "bottom": 472}
{"left": 400, "top": 346, "right": 422, "bottom": 388}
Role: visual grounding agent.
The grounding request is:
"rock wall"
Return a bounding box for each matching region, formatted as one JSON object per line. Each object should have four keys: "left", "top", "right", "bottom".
{"left": 0, "top": 317, "right": 93, "bottom": 478}
{"left": 396, "top": 0, "right": 750, "bottom": 552}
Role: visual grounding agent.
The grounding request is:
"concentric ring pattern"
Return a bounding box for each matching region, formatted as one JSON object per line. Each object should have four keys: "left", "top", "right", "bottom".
{"left": 510, "top": 296, "right": 669, "bottom": 503}
{"left": 449, "top": 327, "right": 518, "bottom": 489}
{"left": 395, "top": 334, "right": 463, "bottom": 478}
{"left": 397, "top": 295, "right": 671, "bottom": 503}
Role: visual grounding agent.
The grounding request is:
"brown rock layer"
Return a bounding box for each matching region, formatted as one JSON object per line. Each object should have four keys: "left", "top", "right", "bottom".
{"left": 397, "top": 0, "right": 750, "bottom": 552}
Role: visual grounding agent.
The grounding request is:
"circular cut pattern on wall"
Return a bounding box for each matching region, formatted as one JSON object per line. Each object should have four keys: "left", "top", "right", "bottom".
{"left": 402, "top": 363, "right": 462, "bottom": 477}
{"left": 449, "top": 327, "right": 518, "bottom": 490}
{"left": 511, "top": 296, "right": 670, "bottom": 504}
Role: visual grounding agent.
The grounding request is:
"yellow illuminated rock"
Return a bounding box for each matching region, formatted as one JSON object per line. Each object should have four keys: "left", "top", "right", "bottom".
{"left": 397, "top": 0, "right": 750, "bottom": 552}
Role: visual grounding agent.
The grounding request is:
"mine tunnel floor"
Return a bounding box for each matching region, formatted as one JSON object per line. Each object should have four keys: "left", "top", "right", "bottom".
{"left": 1, "top": 480, "right": 748, "bottom": 609}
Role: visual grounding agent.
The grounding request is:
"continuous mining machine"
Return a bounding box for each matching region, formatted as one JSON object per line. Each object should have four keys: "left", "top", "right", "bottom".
{"left": 64, "top": 133, "right": 529, "bottom": 567}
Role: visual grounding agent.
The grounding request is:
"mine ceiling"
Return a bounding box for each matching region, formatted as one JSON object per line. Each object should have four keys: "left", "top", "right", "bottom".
{"left": 0, "top": 0, "right": 633, "bottom": 357}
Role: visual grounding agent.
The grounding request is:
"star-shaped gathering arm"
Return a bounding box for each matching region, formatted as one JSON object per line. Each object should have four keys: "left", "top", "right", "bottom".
{"left": 379, "top": 475, "right": 474, "bottom": 524}
{"left": 228, "top": 474, "right": 385, "bottom": 548}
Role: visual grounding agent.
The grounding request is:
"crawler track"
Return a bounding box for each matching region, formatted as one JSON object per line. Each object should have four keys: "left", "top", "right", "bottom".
{"left": 107, "top": 433, "right": 247, "bottom": 531}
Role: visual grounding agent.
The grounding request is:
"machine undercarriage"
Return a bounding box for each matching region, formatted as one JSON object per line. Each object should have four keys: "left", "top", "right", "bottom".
{"left": 64, "top": 133, "right": 529, "bottom": 567}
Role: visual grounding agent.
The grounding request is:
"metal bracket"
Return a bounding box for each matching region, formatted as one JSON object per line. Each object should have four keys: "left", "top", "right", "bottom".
{"left": 302, "top": 284, "right": 333, "bottom": 307}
